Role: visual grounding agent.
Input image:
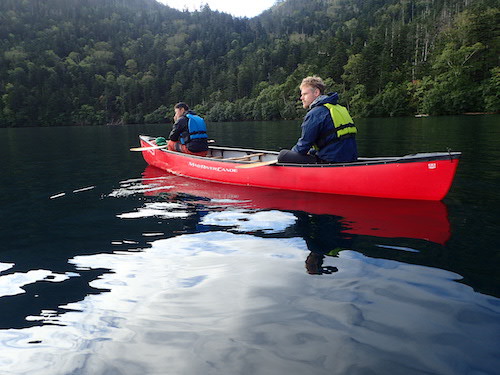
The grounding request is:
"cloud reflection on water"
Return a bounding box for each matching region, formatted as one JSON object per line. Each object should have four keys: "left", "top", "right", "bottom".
{"left": 1, "top": 230, "right": 498, "bottom": 375}
{"left": 0, "top": 266, "right": 77, "bottom": 298}
{"left": 200, "top": 209, "right": 297, "bottom": 233}
{"left": 117, "top": 202, "right": 192, "bottom": 219}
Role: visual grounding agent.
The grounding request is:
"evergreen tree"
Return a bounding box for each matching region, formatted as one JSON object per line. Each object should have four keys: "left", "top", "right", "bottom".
{"left": 0, "top": 0, "right": 497, "bottom": 127}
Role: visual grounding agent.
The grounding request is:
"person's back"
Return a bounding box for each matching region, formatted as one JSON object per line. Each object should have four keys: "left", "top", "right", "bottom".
{"left": 184, "top": 112, "right": 208, "bottom": 153}
{"left": 300, "top": 93, "right": 357, "bottom": 163}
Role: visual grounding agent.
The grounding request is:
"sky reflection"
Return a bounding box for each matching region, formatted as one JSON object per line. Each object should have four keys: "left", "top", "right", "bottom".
{"left": 0, "top": 266, "right": 77, "bottom": 298}
{"left": 1, "top": 230, "right": 499, "bottom": 375}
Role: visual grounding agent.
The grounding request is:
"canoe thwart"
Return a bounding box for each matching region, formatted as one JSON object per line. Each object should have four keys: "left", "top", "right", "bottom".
{"left": 236, "top": 160, "right": 278, "bottom": 168}
{"left": 224, "top": 152, "right": 266, "bottom": 161}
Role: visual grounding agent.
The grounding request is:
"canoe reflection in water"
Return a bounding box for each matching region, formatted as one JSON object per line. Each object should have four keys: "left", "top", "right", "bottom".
{"left": 142, "top": 166, "right": 451, "bottom": 273}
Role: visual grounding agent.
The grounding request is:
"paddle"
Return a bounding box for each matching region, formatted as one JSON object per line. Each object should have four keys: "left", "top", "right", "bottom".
{"left": 130, "top": 139, "right": 216, "bottom": 152}
{"left": 236, "top": 159, "right": 278, "bottom": 169}
{"left": 130, "top": 145, "right": 168, "bottom": 152}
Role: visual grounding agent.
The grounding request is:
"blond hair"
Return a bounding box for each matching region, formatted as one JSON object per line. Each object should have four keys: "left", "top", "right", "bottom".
{"left": 300, "top": 76, "right": 325, "bottom": 94}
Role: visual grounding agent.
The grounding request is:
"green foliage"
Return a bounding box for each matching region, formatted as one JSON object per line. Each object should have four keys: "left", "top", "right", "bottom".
{"left": 482, "top": 67, "right": 500, "bottom": 112}
{"left": 371, "top": 82, "right": 411, "bottom": 117}
{"left": 0, "top": 0, "right": 498, "bottom": 127}
{"left": 72, "top": 105, "right": 106, "bottom": 126}
{"left": 344, "top": 84, "right": 371, "bottom": 118}
{"left": 144, "top": 105, "right": 169, "bottom": 124}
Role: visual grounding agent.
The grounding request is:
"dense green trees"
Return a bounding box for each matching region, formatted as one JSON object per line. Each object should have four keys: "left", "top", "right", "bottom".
{"left": 0, "top": 0, "right": 498, "bottom": 127}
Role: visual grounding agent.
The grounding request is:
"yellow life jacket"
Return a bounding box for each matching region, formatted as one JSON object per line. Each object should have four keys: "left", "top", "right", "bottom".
{"left": 314, "top": 103, "right": 357, "bottom": 149}
{"left": 323, "top": 103, "right": 357, "bottom": 138}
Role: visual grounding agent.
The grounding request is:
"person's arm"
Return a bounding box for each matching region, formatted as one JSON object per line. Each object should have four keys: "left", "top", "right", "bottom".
{"left": 291, "top": 110, "right": 321, "bottom": 155}
{"left": 169, "top": 117, "right": 187, "bottom": 141}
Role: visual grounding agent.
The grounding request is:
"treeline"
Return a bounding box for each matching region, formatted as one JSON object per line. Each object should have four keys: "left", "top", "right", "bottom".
{"left": 0, "top": 0, "right": 498, "bottom": 127}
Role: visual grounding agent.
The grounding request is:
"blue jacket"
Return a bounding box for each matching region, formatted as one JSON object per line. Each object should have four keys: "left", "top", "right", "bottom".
{"left": 292, "top": 92, "right": 357, "bottom": 163}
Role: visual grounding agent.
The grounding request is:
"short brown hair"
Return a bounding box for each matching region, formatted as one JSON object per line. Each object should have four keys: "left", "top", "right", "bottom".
{"left": 174, "top": 102, "right": 189, "bottom": 111}
{"left": 300, "top": 76, "right": 325, "bottom": 94}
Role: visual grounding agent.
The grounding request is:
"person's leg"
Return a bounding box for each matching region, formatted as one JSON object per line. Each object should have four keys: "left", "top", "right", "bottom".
{"left": 167, "top": 140, "right": 181, "bottom": 151}
{"left": 278, "top": 149, "right": 319, "bottom": 164}
{"left": 184, "top": 147, "right": 208, "bottom": 157}
{"left": 168, "top": 140, "right": 207, "bottom": 156}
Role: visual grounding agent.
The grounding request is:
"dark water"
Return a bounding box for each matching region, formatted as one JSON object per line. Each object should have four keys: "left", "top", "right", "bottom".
{"left": 0, "top": 115, "right": 499, "bottom": 375}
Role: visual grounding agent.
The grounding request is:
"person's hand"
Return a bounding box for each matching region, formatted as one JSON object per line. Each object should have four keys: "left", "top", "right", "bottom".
{"left": 308, "top": 148, "right": 317, "bottom": 155}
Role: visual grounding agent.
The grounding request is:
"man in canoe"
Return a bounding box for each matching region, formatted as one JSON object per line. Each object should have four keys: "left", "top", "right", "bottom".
{"left": 167, "top": 102, "right": 209, "bottom": 156}
{"left": 278, "top": 76, "right": 358, "bottom": 164}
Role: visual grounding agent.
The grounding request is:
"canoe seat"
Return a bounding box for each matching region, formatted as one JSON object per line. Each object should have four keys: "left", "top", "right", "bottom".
{"left": 223, "top": 153, "right": 266, "bottom": 161}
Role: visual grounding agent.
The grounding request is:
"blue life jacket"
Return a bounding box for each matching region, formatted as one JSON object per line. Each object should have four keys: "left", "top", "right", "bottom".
{"left": 181, "top": 114, "right": 208, "bottom": 144}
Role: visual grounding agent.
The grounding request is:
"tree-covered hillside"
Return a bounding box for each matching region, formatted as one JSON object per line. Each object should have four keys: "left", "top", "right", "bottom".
{"left": 0, "top": 0, "right": 498, "bottom": 126}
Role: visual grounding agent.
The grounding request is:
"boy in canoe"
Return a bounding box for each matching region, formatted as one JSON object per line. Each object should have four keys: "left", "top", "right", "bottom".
{"left": 278, "top": 76, "right": 358, "bottom": 164}
{"left": 167, "top": 102, "right": 209, "bottom": 156}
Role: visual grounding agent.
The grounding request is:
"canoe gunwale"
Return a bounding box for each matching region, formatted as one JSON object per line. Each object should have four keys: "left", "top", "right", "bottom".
{"left": 139, "top": 135, "right": 461, "bottom": 168}
{"left": 262, "top": 152, "right": 461, "bottom": 168}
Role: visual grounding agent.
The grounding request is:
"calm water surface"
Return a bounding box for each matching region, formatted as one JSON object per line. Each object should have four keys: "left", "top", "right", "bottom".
{"left": 0, "top": 115, "right": 499, "bottom": 375}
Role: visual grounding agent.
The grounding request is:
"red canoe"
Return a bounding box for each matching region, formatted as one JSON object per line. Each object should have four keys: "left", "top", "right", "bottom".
{"left": 136, "top": 135, "right": 461, "bottom": 201}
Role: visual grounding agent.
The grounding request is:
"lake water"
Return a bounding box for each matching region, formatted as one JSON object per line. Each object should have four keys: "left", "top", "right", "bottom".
{"left": 1, "top": 115, "right": 499, "bottom": 375}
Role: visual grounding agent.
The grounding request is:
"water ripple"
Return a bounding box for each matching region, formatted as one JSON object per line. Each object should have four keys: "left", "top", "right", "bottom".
{"left": 0, "top": 232, "right": 498, "bottom": 375}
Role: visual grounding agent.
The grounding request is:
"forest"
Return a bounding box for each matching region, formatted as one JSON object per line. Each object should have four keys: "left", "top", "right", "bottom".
{"left": 0, "top": 0, "right": 498, "bottom": 127}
